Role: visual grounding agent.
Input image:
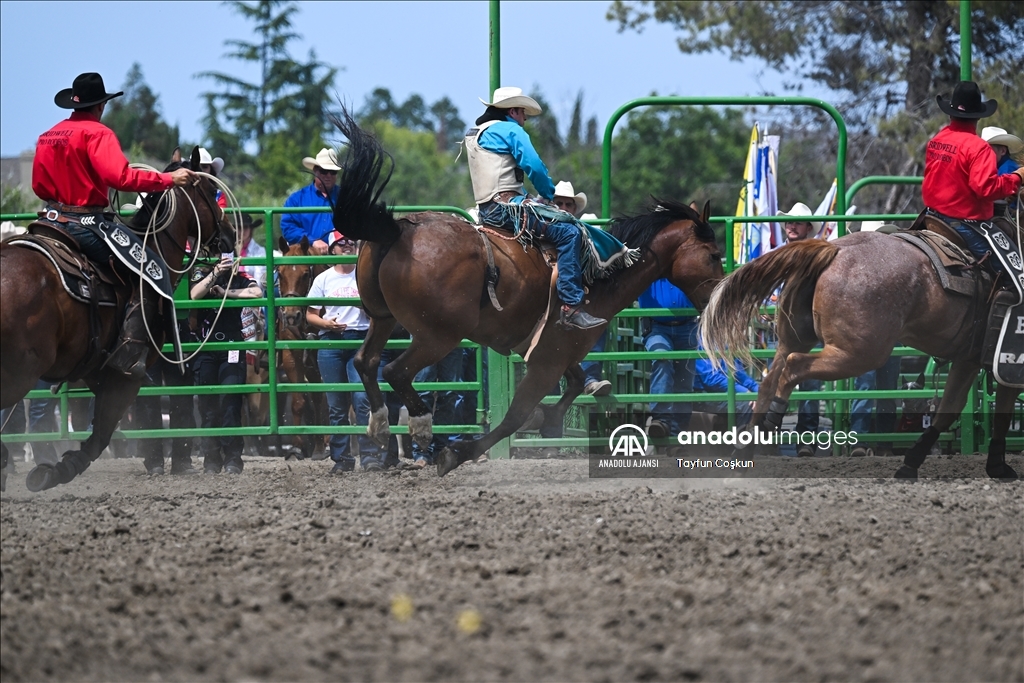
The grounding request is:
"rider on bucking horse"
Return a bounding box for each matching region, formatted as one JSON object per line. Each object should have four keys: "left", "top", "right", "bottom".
{"left": 31, "top": 72, "right": 194, "bottom": 379}
{"left": 923, "top": 81, "right": 1024, "bottom": 284}
{"left": 465, "top": 86, "right": 605, "bottom": 330}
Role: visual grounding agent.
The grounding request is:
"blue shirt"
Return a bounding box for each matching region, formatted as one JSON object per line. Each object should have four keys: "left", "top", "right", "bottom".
{"left": 281, "top": 183, "right": 340, "bottom": 245}
{"left": 694, "top": 356, "right": 759, "bottom": 394}
{"left": 477, "top": 118, "right": 556, "bottom": 199}
{"left": 638, "top": 279, "right": 696, "bottom": 323}
{"left": 997, "top": 157, "right": 1020, "bottom": 175}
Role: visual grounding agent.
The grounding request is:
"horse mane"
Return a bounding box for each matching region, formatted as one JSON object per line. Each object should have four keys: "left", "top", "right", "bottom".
{"left": 607, "top": 198, "right": 714, "bottom": 250}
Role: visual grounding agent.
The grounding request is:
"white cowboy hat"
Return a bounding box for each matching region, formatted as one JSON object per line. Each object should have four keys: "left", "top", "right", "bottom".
{"left": 553, "top": 180, "right": 587, "bottom": 216}
{"left": 981, "top": 126, "right": 1023, "bottom": 154}
{"left": 197, "top": 148, "right": 225, "bottom": 175}
{"left": 779, "top": 202, "right": 822, "bottom": 233}
{"left": 479, "top": 86, "right": 542, "bottom": 116}
{"left": 302, "top": 148, "right": 342, "bottom": 172}
{"left": 858, "top": 220, "right": 886, "bottom": 232}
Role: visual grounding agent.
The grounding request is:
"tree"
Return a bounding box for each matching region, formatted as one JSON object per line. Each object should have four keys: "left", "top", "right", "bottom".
{"left": 104, "top": 63, "right": 180, "bottom": 162}
{"left": 198, "top": 0, "right": 337, "bottom": 173}
{"left": 357, "top": 89, "right": 466, "bottom": 152}
{"left": 608, "top": 1, "right": 1023, "bottom": 124}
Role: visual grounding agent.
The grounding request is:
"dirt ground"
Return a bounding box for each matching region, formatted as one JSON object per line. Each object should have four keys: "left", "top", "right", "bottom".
{"left": 1, "top": 452, "right": 1022, "bottom": 683}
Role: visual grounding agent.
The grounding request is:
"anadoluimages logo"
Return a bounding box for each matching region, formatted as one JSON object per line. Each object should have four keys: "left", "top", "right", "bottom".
{"left": 607, "top": 424, "right": 650, "bottom": 457}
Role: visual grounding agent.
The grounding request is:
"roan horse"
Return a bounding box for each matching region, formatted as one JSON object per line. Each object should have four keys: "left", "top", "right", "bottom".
{"left": 0, "top": 147, "right": 233, "bottom": 491}
{"left": 274, "top": 237, "right": 326, "bottom": 458}
{"left": 329, "top": 110, "right": 724, "bottom": 476}
{"left": 698, "top": 230, "right": 1019, "bottom": 480}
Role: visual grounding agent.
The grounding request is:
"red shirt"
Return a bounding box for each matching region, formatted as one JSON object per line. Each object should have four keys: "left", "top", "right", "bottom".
{"left": 922, "top": 119, "right": 1021, "bottom": 220}
{"left": 32, "top": 111, "right": 174, "bottom": 208}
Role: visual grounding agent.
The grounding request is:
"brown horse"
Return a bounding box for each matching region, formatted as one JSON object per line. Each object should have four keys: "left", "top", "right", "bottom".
{"left": 274, "top": 237, "right": 326, "bottom": 458}
{"left": 329, "top": 110, "right": 724, "bottom": 476}
{"left": 698, "top": 231, "right": 1018, "bottom": 480}
{"left": 0, "top": 147, "right": 233, "bottom": 491}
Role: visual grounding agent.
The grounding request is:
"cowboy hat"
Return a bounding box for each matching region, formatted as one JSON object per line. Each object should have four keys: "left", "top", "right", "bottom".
{"left": 54, "top": 72, "right": 123, "bottom": 110}
{"left": 302, "top": 148, "right": 342, "bottom": 172}
{"left": 197, "top": 148, "right": 225, "bottom": 175}
{"left": 981, "top": 126, "right": 1023, "bottom": 154}
{"left": 936, "top": 81, "right": 997, "bottom": 119}
{"left": 239, "top": 213, "right": 263, "bottom": 230}
{"left": 553, "top": 180, "right": 587, "bottom": 216}
{"left": 779, "top": 202, "right": 822, "bottom": 233}
{"left": 479, "top": 87, "right": 542, "bottom": 116}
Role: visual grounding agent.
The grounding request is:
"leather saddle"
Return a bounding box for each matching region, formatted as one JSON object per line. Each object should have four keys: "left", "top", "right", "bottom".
{"left": 8, "top": 222, "right": 123, "bottom": 307}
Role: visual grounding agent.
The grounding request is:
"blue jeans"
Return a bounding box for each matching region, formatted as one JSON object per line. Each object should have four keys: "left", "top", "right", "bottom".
{"left": 850, "top": 355, "right": 900, "bottom": 438}
{"left": 479, "top": 201, "right": 584, "bottom": 307}
{"left": 194, "top": 351, "right": 246, "bottom": 469}
{"left": 318, "top": 330, "right": 379, "bottom": 469}
{"left": 411, "top": 348, "right": 465, "bottom": 462}
{"left": 62, "top": 221, "right": 111, "bottom": 264}
{"left": 582, "top": 332, "right": 607, "bottom": 385}
{"left": 951, "top": 221, "right": 1006, "bottom": 276}
{"left": 644, "top": 320, "right": 698, "bottom": 432}
{"left": 796, "top": 379, "right": 821, "bottom": 433}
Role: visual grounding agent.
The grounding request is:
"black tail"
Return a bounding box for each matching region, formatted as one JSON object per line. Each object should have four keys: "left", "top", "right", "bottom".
{"left": 330, "top": 106, "right": 401, "bottom": 244}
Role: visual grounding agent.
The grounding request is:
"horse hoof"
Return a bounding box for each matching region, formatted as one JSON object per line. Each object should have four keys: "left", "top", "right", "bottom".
{"left": 26, "top": 465, "right": 60, "bottom": 492}
{"left": 850, "top": 447, "right": 868, "bottom": 457}
{"left": 893, "top": 465, "right": 918, "bottom": 481}
{"left": 437, "top": 447, "right": 461, "bottom": 477}
{"left": 986, "top": 464, "right": 1018, "bottom": 482}
{"left": 1, "top": 469, "right": 6, "bottom": 493}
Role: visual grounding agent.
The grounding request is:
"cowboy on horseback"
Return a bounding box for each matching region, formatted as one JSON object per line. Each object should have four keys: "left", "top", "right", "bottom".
{"left": 923, "top": 81, "right": 1023, "bottom": 278}
{"left": 31, "top": 72, "right": 194, "bottom": 379}
{"left": 465, "top": 87, "right": 605, "bottom": 330}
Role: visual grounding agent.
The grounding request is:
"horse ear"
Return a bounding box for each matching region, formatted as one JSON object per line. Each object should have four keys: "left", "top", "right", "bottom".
{"left": 300, "top": 235, "right": 310, "bottom": 253}
{"left": 189, "top": 147, "right": 201, "bottom": 171}
{"left": 278, "top": 236, "right": 289, "bottom": 254}
{"left": 701, "top": 201, "right": 711, "bottom": 225}
{"left": 170, "top": 147, "right": 182, "bottom": 163}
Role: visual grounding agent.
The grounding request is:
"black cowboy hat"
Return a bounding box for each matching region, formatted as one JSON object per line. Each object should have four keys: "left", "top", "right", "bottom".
{"left": 936, "top": 81, "right": 997, "bottom": 119}
{"left": 239, "top": 213, "right": 263, "bottom": 230}
{"left": 54, "top": 72, "right": 123, "bottom": 110}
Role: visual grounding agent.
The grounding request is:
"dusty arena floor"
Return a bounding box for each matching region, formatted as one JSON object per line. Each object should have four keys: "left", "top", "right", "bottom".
{"left": 1, "top": 453, "right": 1022, "bottom": 682}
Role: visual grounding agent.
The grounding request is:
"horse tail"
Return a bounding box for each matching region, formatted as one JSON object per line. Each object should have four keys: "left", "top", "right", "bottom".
{"left": 699, "top": 239, "right": 839, "bottom": 372}
{"left": 330, "top": 107, "right": 401, "bottom": 245}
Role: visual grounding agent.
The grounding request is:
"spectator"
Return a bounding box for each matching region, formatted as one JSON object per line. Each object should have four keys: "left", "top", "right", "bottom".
{"left": 639, "top": 278, "right": 698, "bottom": 439}
{"left": 197, "top": 147, "right": 227, "bottom": 209}
{"left": 306, "top": 232, "right": 385, "bottom": 473}
{"left": 190, "top": 255, "right": 262, "bottom": 474}
{"left": 409, "top": 348, "right": 465, "bottom": 468}
{"left": 779, "top": 201, "right": 823, "bottom": 455}
{"left": 693, "top": 348, "right": 759, "bottom": 428}
{"left": 849, "top": 355, "right": 901, "bottom": 457}
{"left": 281, "top": 148, "right": 341, "bottom": 254}
{"left": 134, "top": 319, "right": 198, "bottom": 476}
{"left": 980, "top": 126, "right": 1021, "bottom": 177}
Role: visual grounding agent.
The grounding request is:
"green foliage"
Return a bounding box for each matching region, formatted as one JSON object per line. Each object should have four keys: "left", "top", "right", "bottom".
{"left": 1, "top": 184, "right": 39, "bottom": 217}
{"left": 104, "top": 63, "right": 180, "bottom": 162}
{"left": 198, "top": 0, "right": 337, "bottom": 177}
{"left": 610, "top": 104, "right": 749, "bottom": 216}
{"left": 358, "top": 88, "right": 467, "bottom": 153}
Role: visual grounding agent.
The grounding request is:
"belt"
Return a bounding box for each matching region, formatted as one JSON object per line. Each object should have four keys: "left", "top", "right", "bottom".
{"left": 651, "top": 318, "right": 694, "bottom": 326}
{"left": 45, "top": 202, "right": 106, "bottom": 214}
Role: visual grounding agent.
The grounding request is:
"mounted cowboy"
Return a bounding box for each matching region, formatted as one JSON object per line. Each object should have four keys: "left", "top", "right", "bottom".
{"left": 31, "top": 72, "right": 194, "bottom": 379}
{"left": 465, "top": 86, "right": 605, "bottom": 330}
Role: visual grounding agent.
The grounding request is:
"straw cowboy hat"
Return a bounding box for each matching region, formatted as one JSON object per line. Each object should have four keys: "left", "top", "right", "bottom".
{"left": 936, "top": 81, "right": 997, "bottom": 119}
{"left": 779, "top": 202, "right": 822, "bottom": 233}
{"left": 54, "top": 72, "right": 123, "bottom": 109}
{"left": 198, "top": 148, "right": 225, "bottom": 175}
{"left": 479, "top": 86, "right": 542, "bottom": 116}
{"left": 553, "top": 181, "right": 587, "bottom": 216}
{"left": 981, "top": 126, "right": 1023, "bottom": 154}
{"left": 302, "top": 148, "right": 342, "bottom": 172}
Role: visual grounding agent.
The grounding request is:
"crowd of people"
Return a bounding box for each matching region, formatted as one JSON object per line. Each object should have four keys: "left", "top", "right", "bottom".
{"left": 4, "top": 74, "right": 1021, "bottom": 475}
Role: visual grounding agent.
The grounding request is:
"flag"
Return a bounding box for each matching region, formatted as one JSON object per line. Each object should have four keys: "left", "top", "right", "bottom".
{"left": 812, "top": 179, "right": 849, "bottom": 240}
{"left": 736, "top": 124, "right": 781, "bottom": 264}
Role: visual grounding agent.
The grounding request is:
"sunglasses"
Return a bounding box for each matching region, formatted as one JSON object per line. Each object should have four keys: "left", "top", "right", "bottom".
{"left": 315, "top": 167, "right": 338, "bottom": 176}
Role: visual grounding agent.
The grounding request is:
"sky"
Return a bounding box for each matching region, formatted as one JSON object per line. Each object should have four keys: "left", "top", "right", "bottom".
{"left": 0, "top": 1, "right": 836, "bottom": 157}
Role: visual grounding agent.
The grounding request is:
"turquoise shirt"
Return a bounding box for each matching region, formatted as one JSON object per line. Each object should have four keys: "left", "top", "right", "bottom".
{"left": 477, "top": 117, "right": 556, "bottom": 199}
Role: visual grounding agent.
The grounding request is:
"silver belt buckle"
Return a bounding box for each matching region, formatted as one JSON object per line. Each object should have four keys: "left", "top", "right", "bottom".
{"left": 45, "top": 209, "right": 60, "bottom": 221}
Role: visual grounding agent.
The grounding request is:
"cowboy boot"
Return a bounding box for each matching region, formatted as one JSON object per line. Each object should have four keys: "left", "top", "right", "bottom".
{"left": 106, "top": 300, "right": 154, "bottom": 380}
{"left": 559, "top": 304, "right": 606, "bottom": 330}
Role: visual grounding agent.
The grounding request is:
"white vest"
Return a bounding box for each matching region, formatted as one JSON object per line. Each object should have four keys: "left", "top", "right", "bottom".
{"left": 465, "top": 119, "right": 525, "bottom": 205}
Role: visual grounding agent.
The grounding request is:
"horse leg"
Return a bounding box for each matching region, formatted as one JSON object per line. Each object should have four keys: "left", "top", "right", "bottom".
{"left": 438, "top": 360, "right": 569, "bottom": 476}
{"left": 25, "top": 372, "right": 143, "bottom": 492}
{"left": 986, "top": 382, "right": 1019, "bottom": 481}
{"left": 894, "top": 361, "right": 980, "bottom": 480}
{"left": 279, "top": 348, "right": 308, "bottom": 458}
{"left": 538, "top": 363, "right": 587, "bottom": 439}
{"left": 381, "top": 336, "right": 463, "bottom": 450}
{"left": 353, "top": 317, "right": 397, "bottom": 447}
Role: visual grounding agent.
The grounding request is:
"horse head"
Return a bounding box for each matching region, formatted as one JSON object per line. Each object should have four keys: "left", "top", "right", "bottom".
{"left": 277, "top": 236, "right": 312, "bottom": 330}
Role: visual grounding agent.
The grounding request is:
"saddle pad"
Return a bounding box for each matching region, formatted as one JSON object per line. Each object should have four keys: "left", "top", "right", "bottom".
{"left": 7, "top": 236, "right": 117, "bottom": 307}
{"left": 889, "top": 231, "right": 981, "bottom": 297}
